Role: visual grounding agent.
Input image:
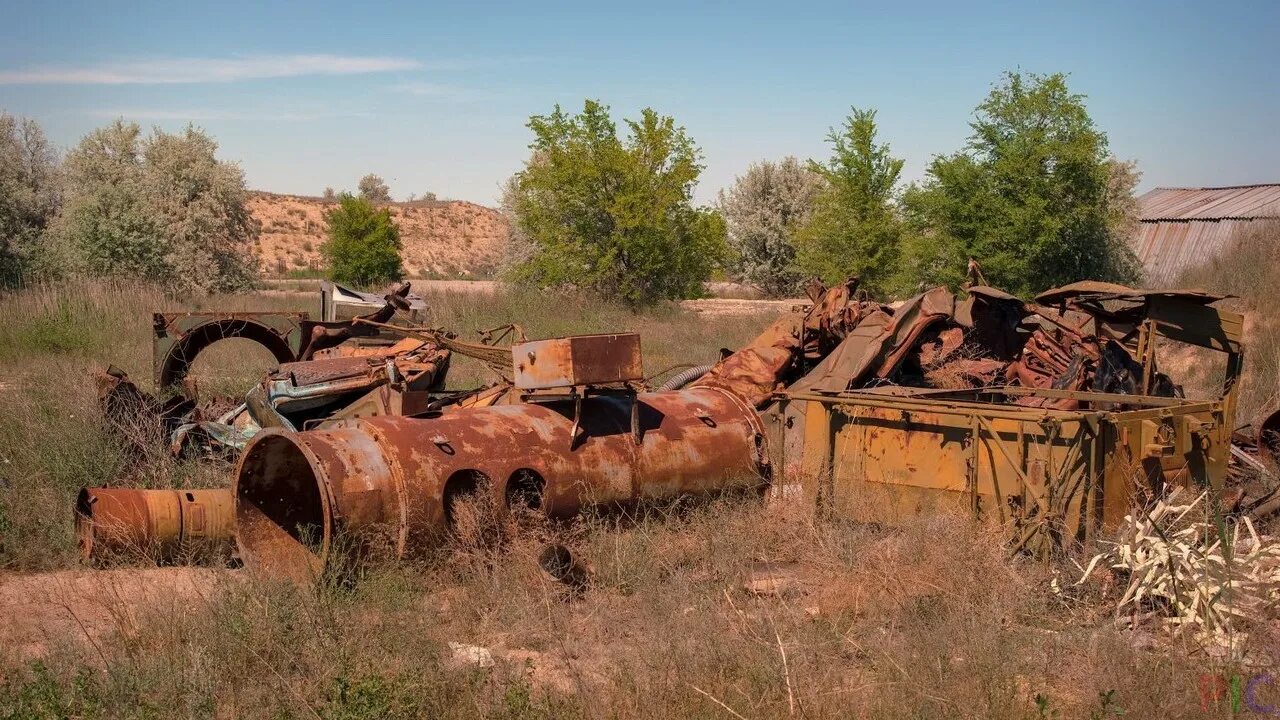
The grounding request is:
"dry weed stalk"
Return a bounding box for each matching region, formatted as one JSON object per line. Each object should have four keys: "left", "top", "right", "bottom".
{"left": 1077, "top": 488, "right": 1280, "bottom": 654}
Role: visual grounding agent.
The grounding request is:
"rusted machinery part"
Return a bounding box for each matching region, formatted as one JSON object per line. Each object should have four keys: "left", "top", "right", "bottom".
{"left": 75, "top": 487, "right": 235, "bottom": 561}
{"left": 1256, "top": 405, "right": 1280, "bottom": 466}
{"left": 157, "top": 318, "right": 297, "bottom": 389}
{"left": 298, "top": 283, "right": 412, "bottom": 361}
{"left": 655, "top": 364, "right": 715, "bottom": 392}
{"left": 539, "top": 543, "right": 591, "bottom": 591}
{"left": 234, "top": 386, "right": 770, "bottom": 582}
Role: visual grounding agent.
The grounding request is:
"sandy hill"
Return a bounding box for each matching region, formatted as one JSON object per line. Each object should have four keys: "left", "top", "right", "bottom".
{"left": 248, "top": 192, "right": 510, "bottom": 278}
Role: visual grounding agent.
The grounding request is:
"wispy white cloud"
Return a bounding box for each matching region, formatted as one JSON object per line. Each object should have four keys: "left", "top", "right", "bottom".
{"left": 0, "top": 54, "right": 420, "bottom": 85}
{"left": 87, "top": 108, "right": 374, "bottom": 122}
{"left": 388, "top": 81, "right": 494, "bottom": 102}
{"left": 392, "top": 81, "right": 462, "bottom": 97}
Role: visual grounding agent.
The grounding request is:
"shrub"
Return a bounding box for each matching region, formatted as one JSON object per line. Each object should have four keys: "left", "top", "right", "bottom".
{"left": 357, "top": 174, "right": 392, "bottom": 203}
{"left": 321, "top": 194, "right": 404, "bottom": 287}
{"left": 51, "top": 120, "right": 258, "bottom": 294}
{"left": 718, "top": 157, "right": 824, "bottom": 297}
{"left": 502, "top": 100, "right": 725, "bottom": 306}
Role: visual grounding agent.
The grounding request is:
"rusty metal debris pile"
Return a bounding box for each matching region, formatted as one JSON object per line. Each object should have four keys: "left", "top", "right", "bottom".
{"left": 694, "top": 279, "right": 1212, "bottom": 411}
{"left": 76, "top": 273, "right": 1278, "bottom": 576}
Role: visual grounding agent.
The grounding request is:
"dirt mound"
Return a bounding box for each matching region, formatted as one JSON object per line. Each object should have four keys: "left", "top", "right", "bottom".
{"left": 249, "top": 192, "right": 510, "bottom": 278}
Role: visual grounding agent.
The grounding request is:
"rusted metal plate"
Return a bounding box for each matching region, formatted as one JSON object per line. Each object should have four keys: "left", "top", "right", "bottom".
{"left": 771, "top": 386, "right": 1227, "bottom": 551}
{"left": 511, "top": 333, "right": 643, "bottom": 390}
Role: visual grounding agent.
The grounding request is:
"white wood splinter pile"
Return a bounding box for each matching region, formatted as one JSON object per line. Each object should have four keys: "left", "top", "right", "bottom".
{"left": 1077, "top": 489, "right": 1280, "bottom": 655}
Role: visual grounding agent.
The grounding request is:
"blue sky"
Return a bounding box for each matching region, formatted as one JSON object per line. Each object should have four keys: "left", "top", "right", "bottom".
{"left": 1, "top": 0, "right": 1276, "bottom": 205}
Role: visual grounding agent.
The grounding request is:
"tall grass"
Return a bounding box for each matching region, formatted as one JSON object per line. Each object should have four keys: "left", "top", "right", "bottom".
{"left": 0, "top": 279, "right": 1249, "bottom": 719}
{"left": 0, "top": 501, "right": 1223, "bottom": 719}
{"left": 1174, "top": 217, "right": 1280, "bottom": 424}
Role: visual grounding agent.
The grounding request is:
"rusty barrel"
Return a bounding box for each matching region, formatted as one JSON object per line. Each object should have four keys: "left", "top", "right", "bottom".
{"left": 75, "top": 487, "right": 235, "bottom": 561}
{"left": 234, "top": 386, "right": 769, "bottom": 581}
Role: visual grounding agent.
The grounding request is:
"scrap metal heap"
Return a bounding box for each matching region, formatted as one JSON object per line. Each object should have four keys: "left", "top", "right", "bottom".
{"left": 231, "top": 277, "right": 1268, "bottom": 580}
{"left": 80, "top": 275, "right": 1275, "bottom": 573}
{"left": 692, "top": 278, "right": 1200, "bottom": 410}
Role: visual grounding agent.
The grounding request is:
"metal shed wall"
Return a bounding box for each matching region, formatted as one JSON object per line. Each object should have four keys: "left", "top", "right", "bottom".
{"left": 1130, "top": 185, "right": 1280, "bottom": 287}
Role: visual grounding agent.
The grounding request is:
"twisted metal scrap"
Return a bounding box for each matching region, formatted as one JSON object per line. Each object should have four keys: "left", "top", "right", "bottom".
{"left": 1077, "top": 489, "right": 1280, "bottom": 650}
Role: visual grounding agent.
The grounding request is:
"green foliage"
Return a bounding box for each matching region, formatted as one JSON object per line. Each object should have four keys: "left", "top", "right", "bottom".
{"left": 324, "top": 673, "right": 423, "bottom": 720}
{"left": 0, "top": 662, "right": 107, "bottom": 720}
{"left": 11, "top": 300, "right": 94, "bottom": 354}
{"left": 503, "top": 100, "right": 725, "bottom": 305}
{"left": 794, "top": 108, "right": 907, "bottom": 296}
{"left": 718, "top": 157, "right": 824, "bottom": 297}
{"left": 321, "top": 194, "right": 404, "bottom": 287}
{"left": 0, "top": 113, "right": 60, "bottom": 288}
{"left": 901, "top": 72, "right": 1138, "bottom": 295}
{"left": 52, "top": 120, "right": 258, "bottom": 294}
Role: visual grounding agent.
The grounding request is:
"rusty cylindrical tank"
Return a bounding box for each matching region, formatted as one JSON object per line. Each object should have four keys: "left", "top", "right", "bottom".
{"left": 234, "top": 387, "right": 769, "bottom": 581}
{"left": 75, "top": 487, "right": 235, "bottom": 561}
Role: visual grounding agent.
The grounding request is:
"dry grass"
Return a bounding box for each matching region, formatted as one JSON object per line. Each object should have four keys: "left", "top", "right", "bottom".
{"left": 0, "top": 279, "right": 772, "bottom": 570}
{"left": 0, "top": 279, "right": 1257, "bottom": 718}
{"left": 1173, "top": 218, "right": 1280, "bottom": 425}
{"left": 0, "top": 499, "right": 1232, "bottom": 719}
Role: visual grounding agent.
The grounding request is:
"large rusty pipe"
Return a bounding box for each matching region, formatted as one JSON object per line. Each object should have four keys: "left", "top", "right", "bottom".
{"left": 234, "top": 387, "right": 769, "bottom": 580}
{"left": 75, "top": 487, "right": 235, "bottom": 561}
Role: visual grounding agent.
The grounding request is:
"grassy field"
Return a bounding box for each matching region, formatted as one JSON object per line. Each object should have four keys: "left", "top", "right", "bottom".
{"left": 0, "top": 280, "right": 1265, "bottom": 719}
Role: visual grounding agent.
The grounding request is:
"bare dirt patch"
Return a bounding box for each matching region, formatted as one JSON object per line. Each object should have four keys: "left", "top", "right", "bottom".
{"left": 680, "top": 297, "right": 803, "bottom": 317}
{"left": 0, "top": 567, "right": 236, "bottom": 664}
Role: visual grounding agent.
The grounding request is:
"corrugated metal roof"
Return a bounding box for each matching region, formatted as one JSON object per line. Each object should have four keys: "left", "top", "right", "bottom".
{"left": 1139, "top": 184, "right": 1280, "bottom": 221}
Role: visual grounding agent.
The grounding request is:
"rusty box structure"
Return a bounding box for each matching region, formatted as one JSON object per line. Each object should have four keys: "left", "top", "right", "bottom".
{"left": 512, "top": 333, "right": 644, "bottom": 391}
{"left": 762, "top": 295, "right": 1244, "bottom": 552}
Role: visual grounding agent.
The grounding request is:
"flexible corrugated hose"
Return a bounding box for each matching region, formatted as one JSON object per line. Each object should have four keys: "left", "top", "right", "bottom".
{"left": 656, "top": 364, "right": 715, "bottom": 392}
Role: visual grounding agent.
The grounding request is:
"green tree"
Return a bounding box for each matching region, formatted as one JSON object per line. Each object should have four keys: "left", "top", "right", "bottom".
{"left": 503, "top": 100, "right": 725, "bottom": 305}
{"left": 0, "top": 113, "right": 60, "bottom": 287}
{"left": 794, "top": 108, "right": 906, "bottom": 296}
{"left": 902, "top": 72, "right": 1138, "bottom": 295}
{"left": 322, "top": 194, "right": 404, "bottom": 286}
{"left": 718, "top": 157, "right": 824, "bottom": 297}
{"left": 53, "top": 120, "right": 258, "bottom": 293}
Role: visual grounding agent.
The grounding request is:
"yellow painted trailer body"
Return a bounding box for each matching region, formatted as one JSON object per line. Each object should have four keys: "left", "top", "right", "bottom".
{"left": 762, "top": 297, "right": 1244, "bottom": 552}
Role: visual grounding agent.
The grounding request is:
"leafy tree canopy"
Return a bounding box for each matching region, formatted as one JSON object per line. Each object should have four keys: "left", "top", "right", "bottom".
{"left": 0, "top": 112, "right": 59, "bottom": 287}
{"left": 794, "top": 109, "right": 906, "bottom": 296}
{"left": 503, "top": 100, "right": 725, "bottom": 305}
{"left": 901, "top": 72, "right": 1138, "bottom": 295}
{"left": 322, "top": 194, "right": 404, "bottom": 287}
{"left": 53, "top": 120, "right": 258, "bottom": 293}
{"left": 718, "top": 157, "right": 824, "bottom": 297}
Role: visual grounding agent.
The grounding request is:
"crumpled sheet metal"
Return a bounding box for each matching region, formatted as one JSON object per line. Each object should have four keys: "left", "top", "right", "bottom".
{"left": 699, "top": 276, "right": 1214, "bottom": 414}
{"left": 100, "top": 336, "right": 451, "bottom": 459}
{"left": 790, "top": 285, "right": 955, "bottom": 394}
{"left": 692, "top": 280, "right": 889, "bottom": 408}
{"left": 690, "top": 314, "right": 804, "bottom": 408}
